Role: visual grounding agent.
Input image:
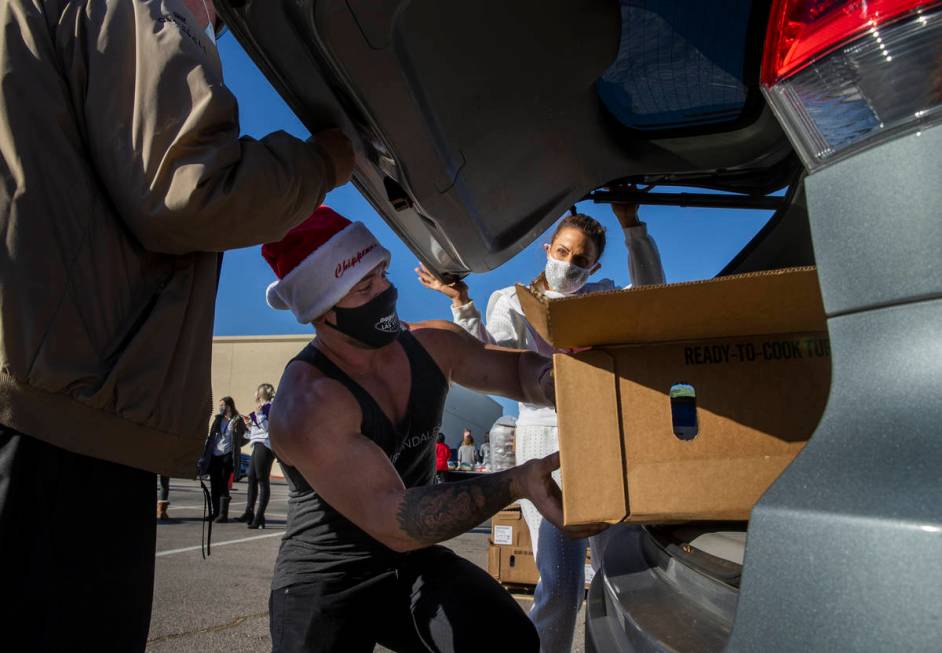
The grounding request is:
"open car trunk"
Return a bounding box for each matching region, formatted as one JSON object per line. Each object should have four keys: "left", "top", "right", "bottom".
{"left": 216, "top": 0, "right": 799, "bottom": 277}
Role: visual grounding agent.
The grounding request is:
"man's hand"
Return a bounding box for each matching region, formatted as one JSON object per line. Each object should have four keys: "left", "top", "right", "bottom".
{"left": 416, "top": 263, "right": 470, "bottom": 307}
{"left": 515, "top": 453, "right": 608, "bottom": 539}
{"left": 612, "top": 202, "right": 641, "bottom": 229}
{"left": 313, "top": 128, "right": 354, "bottom": 187}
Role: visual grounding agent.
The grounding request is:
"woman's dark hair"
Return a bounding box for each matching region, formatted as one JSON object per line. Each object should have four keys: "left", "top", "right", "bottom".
{"left": 531, "top": 213, "right": 607, "bottom": 292}
{"left": 221, "top": 396, "right": 238, "bottom": 417}
{"left": 552, "top": 213, "right": 606, "bottom": 261}
{"left": 437, "top": 433, "right": 446, "bottom": 444}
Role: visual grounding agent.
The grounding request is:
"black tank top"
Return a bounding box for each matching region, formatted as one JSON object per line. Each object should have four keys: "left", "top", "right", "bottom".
{"left": 272, "top": 330, "right": 448, "bottom": 589}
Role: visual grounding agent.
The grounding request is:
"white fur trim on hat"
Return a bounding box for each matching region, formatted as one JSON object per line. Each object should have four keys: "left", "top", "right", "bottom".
{"left": 265, "top": 222, "right": 391, "bottom": 323}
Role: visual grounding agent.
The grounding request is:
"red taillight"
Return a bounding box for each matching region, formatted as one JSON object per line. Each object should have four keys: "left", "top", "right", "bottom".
{"left": 761, "top": 0, "right": 942, "bottom": 170}
{"left": 762, "top": 0, "right": 937, "bottom": 85}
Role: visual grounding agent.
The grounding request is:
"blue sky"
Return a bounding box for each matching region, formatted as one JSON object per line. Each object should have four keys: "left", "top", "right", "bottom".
{"left": 214, "top": 35, "right": 775, "bottom": 415}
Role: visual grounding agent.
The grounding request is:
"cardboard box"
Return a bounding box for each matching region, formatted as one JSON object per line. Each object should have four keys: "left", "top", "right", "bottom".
{"left": 517, "top": 267, "right": 831, "bottom": 526}
{"left": 488, "top": 543, "right": 539, "bottom": 586}
{"left": 488, "top": 504, "right": 539, "bottom": 585}
{"left": 491, "top": 504, "right": 532, "bottom": 548}
{"left": 584, "top": 547, "right": 595, "bottom": 589}
{"left": 487, "top": 505, "right": 597, "bottom": 588}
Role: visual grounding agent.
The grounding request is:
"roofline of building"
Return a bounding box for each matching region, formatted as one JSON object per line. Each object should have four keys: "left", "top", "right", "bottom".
{"left": 213, "top": 334, "right": 314, "bottom": 344}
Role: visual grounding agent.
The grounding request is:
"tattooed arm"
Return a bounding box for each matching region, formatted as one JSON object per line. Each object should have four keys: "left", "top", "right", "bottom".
{"left": 270, "top": 363, "right": 591, "bottom": 552}
{"left": 397, "top": 470, "right": 516, "bottom": 545}
{"left": 393, "top": 458, "right": 602, "bottom": 545}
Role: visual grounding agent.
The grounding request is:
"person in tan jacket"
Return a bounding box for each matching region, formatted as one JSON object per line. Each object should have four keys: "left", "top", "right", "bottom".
{"left": 0, "top": 1, "right": 353, "bottom": 650}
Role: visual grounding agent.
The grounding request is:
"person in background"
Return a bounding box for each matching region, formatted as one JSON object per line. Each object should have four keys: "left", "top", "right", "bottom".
{"left": 417, "top": 203, "right": 664, "bottom": 653}
{"left": 199, "top": 397, "right": 247, "bottom": 523}
{"left": 479, "top": 434, "right": 492, "bottom": 469}
{"left": 157, "top": 476, "right": 172, "bottom": 521}
{"left": 435, "top": 433, "right": 451, "bottom": 483}
{"left": 0, "top": 1, "right": 353, "bottom": 648}
{"left": 238, "top": 383, "right": 277, "bottom": 529}
{"left": 457, "top": 430, "right": 477, "bottom": 470}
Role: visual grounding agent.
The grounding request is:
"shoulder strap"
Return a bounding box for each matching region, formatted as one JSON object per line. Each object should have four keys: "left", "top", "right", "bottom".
{"left": 291, "top": 342, "right": 377, "bottom": 411}
{"left": 398, "top": 329, "right": 447, "bottom": 389}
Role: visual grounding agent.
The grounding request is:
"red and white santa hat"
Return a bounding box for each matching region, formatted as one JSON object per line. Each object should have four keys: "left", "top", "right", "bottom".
{"left": 262, "top": 206, "right": 391, "bottom": 323}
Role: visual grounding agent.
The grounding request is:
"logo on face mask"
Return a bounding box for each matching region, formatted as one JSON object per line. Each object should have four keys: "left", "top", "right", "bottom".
{"left": 374, "top": 313, "right": 401, "bottom": 334}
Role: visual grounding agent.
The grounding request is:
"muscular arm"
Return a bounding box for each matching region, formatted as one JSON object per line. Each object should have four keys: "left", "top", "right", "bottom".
{"left": 411, "top": 321, "right": 554, "bottom": 406}
{"left": 271, "top": 364, "right": 569, "bottom": 552}
{"left": 397, "top": 471, "right": 515, "bottom": 546}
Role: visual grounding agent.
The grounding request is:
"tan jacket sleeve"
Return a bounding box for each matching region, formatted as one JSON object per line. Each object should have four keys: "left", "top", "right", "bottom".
{"left": 63, "top": 0, "right": 334, "bottom": 254}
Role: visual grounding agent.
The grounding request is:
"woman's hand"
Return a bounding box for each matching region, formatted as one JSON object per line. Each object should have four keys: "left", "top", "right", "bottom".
{"left": 611, "top": 201, "right": 642, "bottom": 229}
{"left": 415, "top": 263, "right": 470, "bottom": 307}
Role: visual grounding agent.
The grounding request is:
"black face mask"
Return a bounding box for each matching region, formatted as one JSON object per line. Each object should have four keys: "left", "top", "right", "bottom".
{"left": 326, "top": 284, "right": 402, "bottom": 349}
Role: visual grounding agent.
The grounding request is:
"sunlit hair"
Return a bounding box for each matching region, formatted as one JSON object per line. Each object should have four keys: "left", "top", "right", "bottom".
{"left": 221, "top": 396, "right": 238, "bottom": 417}
{"left": 530, "top": 213, "right": 607, "bottom": 291}
{"left": 257, "top": 383, "right": 275, "bottom": 401}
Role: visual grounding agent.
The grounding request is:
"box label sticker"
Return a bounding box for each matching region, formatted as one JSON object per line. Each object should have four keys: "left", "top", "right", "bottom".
{"left": 683, "top": 337, "right": 830, "bottom": 366}
{"left": 493, "top": 525, "right": 513, "bottom": 545}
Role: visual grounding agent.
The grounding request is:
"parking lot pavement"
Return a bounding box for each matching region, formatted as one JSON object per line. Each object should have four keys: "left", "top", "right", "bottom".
{"left": 149, "top": 479, "right": 585, "bottom": 653}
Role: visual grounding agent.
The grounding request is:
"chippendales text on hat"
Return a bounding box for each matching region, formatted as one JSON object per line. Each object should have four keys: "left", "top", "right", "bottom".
{"left": 335, "top": 244, "right": 378, "bottom": 278}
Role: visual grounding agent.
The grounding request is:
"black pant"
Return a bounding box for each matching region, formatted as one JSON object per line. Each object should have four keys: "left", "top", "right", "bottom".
{"left": 208, "top": 454, "right": 233, "bottom": 516}
{"left": 0, "top": 426, "right": 155, "bottom": 652}
{"left": 158, "top": 474, "right": 170, "bottom": 501}
{"left": 269, "top": 546, "right": 539, "bottom": 652}
{"left": 245, "top": 442, "right": 274, "bottom": 516}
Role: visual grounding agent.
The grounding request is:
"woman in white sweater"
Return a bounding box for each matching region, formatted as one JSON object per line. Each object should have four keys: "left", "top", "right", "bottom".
{"left": 417, "top": 204, "right": 664, "bottom": 653}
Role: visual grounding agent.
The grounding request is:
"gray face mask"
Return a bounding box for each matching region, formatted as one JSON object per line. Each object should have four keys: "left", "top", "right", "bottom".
{"left": 544, "top": 256, "right": 591, "bottom": 294}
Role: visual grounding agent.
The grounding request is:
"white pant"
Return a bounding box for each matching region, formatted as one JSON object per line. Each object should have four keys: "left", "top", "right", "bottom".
{"left": 516, "top": 424, "right": 625, "bottom": 652}
{"left": 516, "top": 424, "right": 584, "bottom": 653}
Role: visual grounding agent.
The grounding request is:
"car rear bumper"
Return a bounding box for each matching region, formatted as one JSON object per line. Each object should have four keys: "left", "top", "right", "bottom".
{"left": 586, "top": 526, "right": 738, "bottom": 653}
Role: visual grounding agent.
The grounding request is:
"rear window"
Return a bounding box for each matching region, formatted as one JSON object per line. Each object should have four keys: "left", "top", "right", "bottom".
{"left": 597, "top": 0, "right": 755, "bottom": 132}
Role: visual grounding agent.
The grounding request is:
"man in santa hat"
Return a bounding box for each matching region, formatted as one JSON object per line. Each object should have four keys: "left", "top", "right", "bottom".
{"left": 261, "top": 206, "right": 604, "bottom": 652}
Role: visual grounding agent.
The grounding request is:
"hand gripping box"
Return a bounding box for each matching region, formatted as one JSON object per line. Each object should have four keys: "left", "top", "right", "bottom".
{"left": 517, "top": 267, "right": 831, "bottom": 526}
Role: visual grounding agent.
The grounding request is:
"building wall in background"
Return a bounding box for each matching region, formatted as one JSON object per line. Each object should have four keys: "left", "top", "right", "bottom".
{"left": 212, "top": 335, "right": 311, "bottom": 417}
{"left": 212, "top": 335, "right": 504, "bottom": 474}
